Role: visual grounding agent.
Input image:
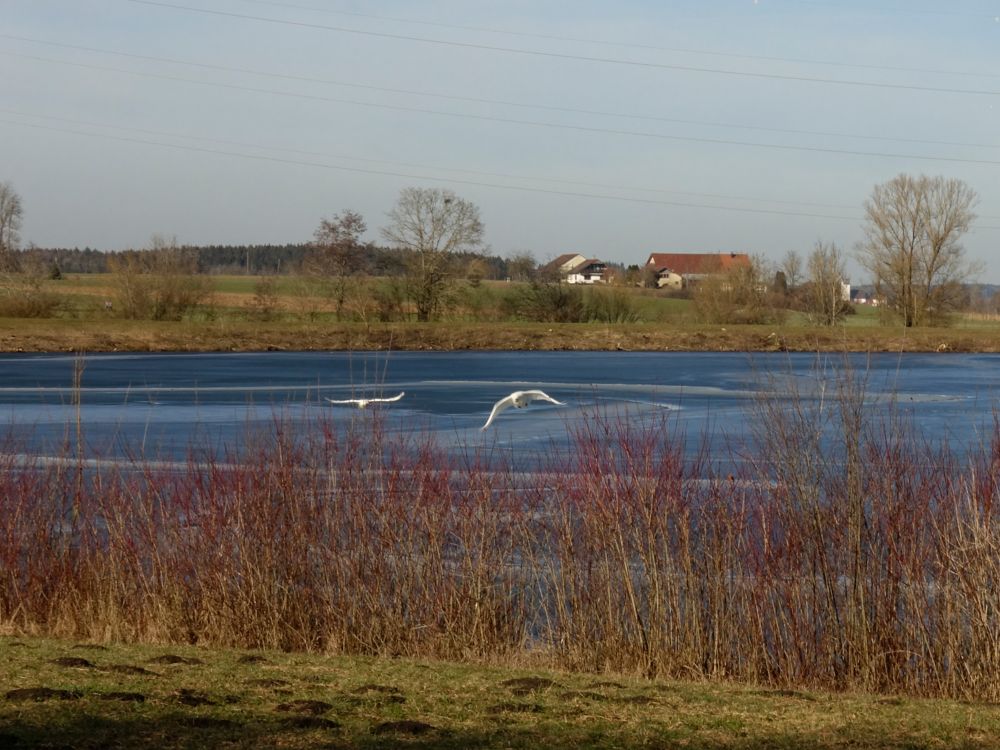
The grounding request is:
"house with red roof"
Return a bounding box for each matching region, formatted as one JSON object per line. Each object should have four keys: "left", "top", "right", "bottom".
{"left": 645, "top": 252, "right": 751, "bottom": 289}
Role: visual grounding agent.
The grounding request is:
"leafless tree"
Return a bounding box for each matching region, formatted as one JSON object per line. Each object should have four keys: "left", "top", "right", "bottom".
{"left": 382, "top": 188, "right": 484, "bottom": 321}
{"left": 780, "top": 249, "right": 803, "bottom": 291}
{"left": 309, "top": 209, "right": 367, "bottom": 320}
{"left": 857, "top": 174, "right": 979, "bottom": 326}
{"left": 805, "top": 241, "right": 849, "bottom": 326}
{"left": 0, "top": 181, "right": 24, "bottom": 272}
{"left": 109, "top": 234, "right": 211, "bottom": 320}
{"left": 505, "top": 250, "right": 537, "bottom": 282}
{"left": 692, "top": 254, "right": 783, "bottom": 324}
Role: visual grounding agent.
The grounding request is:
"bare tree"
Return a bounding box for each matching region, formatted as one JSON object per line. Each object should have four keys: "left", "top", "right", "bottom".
{"left": 109, "top": 234, "right": 211, "bottom": 320}
{"left": 309, "top": 209, "right": 367, "bottom": 320}
{"left": 382, "top": 188, "right": 484, "bottom": 321}
{"left": 692, "top": 254, "right": 783, "bottom": 324}
{"left": 780, "top": 250, "right": 803, "bottom": 291}
{"left": 506, "top": 250, "right": 537, "bottom": 282}
{"left": 857, "top": 174, "right": 979, "bottom": 326}
{"left": 805, "top": 241, "right": 849, "bottom": 326}
{"left": 0, "top": 181, "right": 24, "bottom": 272}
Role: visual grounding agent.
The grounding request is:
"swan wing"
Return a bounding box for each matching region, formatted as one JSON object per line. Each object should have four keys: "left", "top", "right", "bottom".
{"left": 374, "top": 391, "right": 405, "bottom": 403}
{"left": 481, "top": 393, "right": 516, "bottom": 430}
{"left": 325, "top": 397, "right": 360, "bottom": 405}
{"left": 522, "top": 389, "right": 565, "bottom": 406}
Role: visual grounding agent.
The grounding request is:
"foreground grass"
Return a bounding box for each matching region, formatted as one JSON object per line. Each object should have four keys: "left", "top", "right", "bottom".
{"left": 1, "top": 636, "right": 998, "bottom": 749}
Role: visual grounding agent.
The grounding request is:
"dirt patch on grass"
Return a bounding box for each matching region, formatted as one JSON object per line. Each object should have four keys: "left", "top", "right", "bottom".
{"left": 171, "top": 688, "right": 216, "bottom": 707}
{"left": 49, "top": 657, "right": 94, "bottom": 669}
{"left": 500, "top": 677, "right": 559, "bottom": 692}
{"left": 236, "top": 654, "right": 269, "bottom": 665}
{"left": 275, "top": 699, "right": 333, "bottom": 715}
{"left": 486, "top": 702, "right": 544, "bottom": 714}
{"left": 371, "top": 720, "right": 435, "bottom": 735}
{"left": 99, "top": 691, "right": 146, "bottom": 702}
{"left": 103, "top": 664, "right": 158, "bottom": 676}
{"left": 6, "top": 687, "right": 81, "bottom": 702}
{"left": 280, "top": 716, "right": 342, "bottom": 730}
{"left": 148, "top": 655, "right": 203, "bottom": 666}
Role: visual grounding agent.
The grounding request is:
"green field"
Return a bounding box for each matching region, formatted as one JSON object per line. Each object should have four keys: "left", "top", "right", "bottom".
{"left": 3, "top": 636, "right": 998, "bottom": 749}
{"left": 3, "top": 273, "right": 998, "bottom": 353}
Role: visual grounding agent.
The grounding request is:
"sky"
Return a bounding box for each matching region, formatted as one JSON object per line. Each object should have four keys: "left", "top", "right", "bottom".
{"left": 3, "top": 0, "right": 999, "bottom": 281}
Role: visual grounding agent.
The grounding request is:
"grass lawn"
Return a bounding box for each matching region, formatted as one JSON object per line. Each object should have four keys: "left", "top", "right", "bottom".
{"left": 2, "top": 636, "right": 998, "bottom": 749}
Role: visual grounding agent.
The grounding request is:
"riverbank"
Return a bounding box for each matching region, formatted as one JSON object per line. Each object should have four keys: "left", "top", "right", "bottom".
{"left": 3, "top": 635, "right": 998, "bottom": 749}
{"left": 2, "top": 318, "right": 998, "bottom": 353}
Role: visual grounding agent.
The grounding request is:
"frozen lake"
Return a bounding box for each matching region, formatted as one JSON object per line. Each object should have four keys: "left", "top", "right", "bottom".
{"left": 1, "top": 350, "right": 997, "bottom": 470}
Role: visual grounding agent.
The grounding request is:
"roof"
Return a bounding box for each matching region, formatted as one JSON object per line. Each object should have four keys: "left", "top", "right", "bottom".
{"left": 645, "top": 252, "right": 751, "bottom": 275}
{"left": 568, "top": 258, "right": 606, "bottom": 273}
{"left": 540, "top": 253, "right": 586, "bottom": 274}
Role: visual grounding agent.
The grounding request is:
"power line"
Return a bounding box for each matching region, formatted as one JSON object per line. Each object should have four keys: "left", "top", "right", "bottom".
{"left": 7, "top": 115, "right": 999, "bottom": 229}
{"left": 10, "top": 105, "right": 999, "bottom": 224}
{"left": 0, "top": 117, "right": 864, "bottom": 221}
{"left": 5, "top": 34, "right": 999, "bottom": 152}
{"left": 774, "top": 0, "right": 1000, "bottom": 20}
{"left": 0, "top": 107, "right": 863, "bottom": 212}
{"left": 231, "top": 0, "right": 1000, "bottom": 80}
{"left": 9, "top": 50, "right": 1000, "bottom": 168}
{"left": 4, "top": 117, "right": 997, "bottom": 230}
{"left": 124, "top": 0, "right": 1000, "bottom": 98}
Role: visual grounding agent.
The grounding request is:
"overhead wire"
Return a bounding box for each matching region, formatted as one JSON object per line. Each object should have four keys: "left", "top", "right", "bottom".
{"left": 6, "top": 115, "right": 999, "bottom": 229}
{"left": 0, "top": 117, "right": 865, "bottom": 222}
{"left": 4, "top": 34, "right": 999, "bottom": 152}
{"left": 7, "top": 50, "right": 1000, "bottom": 168}
{"left": 0, "top": 107, "right": 862, "bottom": 211}
{"left": 124, "top": 0, "right": 1000, "bottom": 98}
{"left": 230, "top": 0, "right": 1000, "bottom": 80}
{"left": 771, "top": 0, "right": 1000, "bottom": 21}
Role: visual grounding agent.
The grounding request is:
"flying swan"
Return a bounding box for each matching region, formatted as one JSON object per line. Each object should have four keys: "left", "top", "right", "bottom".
{"left": 325, "top": 391, "right": 405, "bottom": 409}
{"left": 481, "top": 390, "right": 565, "bottom": 430}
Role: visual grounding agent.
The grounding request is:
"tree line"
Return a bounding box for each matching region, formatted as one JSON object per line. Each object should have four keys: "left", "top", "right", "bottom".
{"left": 0, "top": 176, "right": 989, "bottom": 326}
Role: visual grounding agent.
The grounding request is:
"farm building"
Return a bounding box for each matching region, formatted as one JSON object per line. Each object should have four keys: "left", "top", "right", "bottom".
{"left": 645, "top": 252, "right": 751, "bottom": 289}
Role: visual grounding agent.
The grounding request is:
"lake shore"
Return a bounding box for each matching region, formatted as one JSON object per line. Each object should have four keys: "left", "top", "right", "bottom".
{"left": 2, "top": 318, "right": 998, "bottom": 353}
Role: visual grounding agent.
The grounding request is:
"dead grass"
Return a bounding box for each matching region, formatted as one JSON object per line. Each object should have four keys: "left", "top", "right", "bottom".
{"left": 2, "top": 635, "right": 998, "bottom": 749}
{"left": 2, "top": 317, "right": 1000, "bottom": 353}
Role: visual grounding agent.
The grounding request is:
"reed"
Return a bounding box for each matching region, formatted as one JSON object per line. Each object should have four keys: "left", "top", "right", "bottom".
{"left": 1, "top": 382, "right": 998, "bottom": 700}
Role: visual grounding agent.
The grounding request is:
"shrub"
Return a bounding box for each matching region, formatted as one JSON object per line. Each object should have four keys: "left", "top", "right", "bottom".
{"left": 584, "top": 287, "right": 640, "bottom": 323}
{"left": 504, "top": 281, "right": 587, "bottom": 322}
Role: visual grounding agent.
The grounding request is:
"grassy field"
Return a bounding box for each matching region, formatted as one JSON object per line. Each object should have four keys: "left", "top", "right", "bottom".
{"left": 3, "top": 636, "right": 999, "bottom": 749}
{"left": 4, "top": 273, "right": 1000, "bottom": 352}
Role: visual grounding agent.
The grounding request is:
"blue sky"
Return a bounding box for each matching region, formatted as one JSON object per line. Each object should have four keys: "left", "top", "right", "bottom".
{"left": 3, "top": 0, "right": 999, "bottom": 280}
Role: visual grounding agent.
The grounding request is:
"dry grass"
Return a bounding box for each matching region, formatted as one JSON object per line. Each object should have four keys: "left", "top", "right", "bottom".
{"left": 2, "top": 316, "right": 1000, "bottom": 353}
{"left": 2, "top": 635, "right": 999, "bottom": 749}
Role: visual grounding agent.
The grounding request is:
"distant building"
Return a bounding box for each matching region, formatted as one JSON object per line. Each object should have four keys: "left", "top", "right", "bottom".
{"left": 566, "top": 259, "right": 607, "bottom": 284}
{"left": 851, "top": 288, "right": 881, "bottom": 306}
{"left": 541, "top": 253, "right": 608, "bottom": 284}
{"left": 645, "top": 252, "right": 751, "bottom": 289}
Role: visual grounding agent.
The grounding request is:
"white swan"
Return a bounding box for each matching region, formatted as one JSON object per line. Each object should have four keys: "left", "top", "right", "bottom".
{"left": 481, "top": 390, "right": 565, "bottom": 430}
{"left": 325, "top": 391, "right": 405, "bottom": 409}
